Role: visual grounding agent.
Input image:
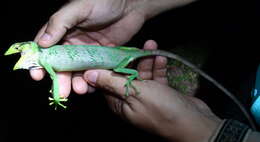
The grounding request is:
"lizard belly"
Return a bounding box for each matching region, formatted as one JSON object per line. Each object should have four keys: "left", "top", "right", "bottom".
{"left": 39, "top": 46, "right": 123, "bottom": 72}
{"left": 40, "top": 54, "right": 119, "bottom": 71}
{"left": 53, "top": 60, "right": 117, "bottom": 72}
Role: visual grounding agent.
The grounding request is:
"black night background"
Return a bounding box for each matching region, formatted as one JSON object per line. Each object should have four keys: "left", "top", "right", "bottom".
{"left": 1, "top": 0, "right": 260, "bottom": 141}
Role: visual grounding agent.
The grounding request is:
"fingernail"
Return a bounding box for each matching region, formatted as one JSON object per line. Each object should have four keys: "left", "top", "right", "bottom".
{"left": 86, "top": 71, "right": 98, "bottom": 84}
{"left": 40, "top": 33, "right": 51, "bottom": 41}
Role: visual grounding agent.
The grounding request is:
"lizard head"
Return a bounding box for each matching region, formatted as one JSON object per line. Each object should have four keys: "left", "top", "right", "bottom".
{"left": 5, "top": 41, "right": 41, "bottom": 70}
{"left": 4, "top": 41, "right": 38, "bottom": 55}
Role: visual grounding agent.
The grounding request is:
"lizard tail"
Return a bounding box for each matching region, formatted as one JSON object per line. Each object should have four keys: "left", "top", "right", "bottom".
{"left": 150, "top": 50, "right": 257, "bottom": 130}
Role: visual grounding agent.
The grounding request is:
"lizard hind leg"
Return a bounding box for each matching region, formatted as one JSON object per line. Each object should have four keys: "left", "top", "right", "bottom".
{"left": 113, "top": 56, "right": 141, "bottom": 96}
{"left": 113, "top": 68, "right": 139, "bottom": 96}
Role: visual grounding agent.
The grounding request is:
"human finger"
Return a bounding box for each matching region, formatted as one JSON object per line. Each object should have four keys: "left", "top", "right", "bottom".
{"left": 153, "top": 56, "right": 168, "bottom": 84}
{"left": 72, "top": 72, "right": 88, "bottom": 95}
{"left": 34, "top": 24, "right": 47, "bottom": 43}
{"left": 83, "top": 69, "right": 136, "bottom": 98}
{"left": 137, "top": 40, "right": 158, "bottom": 80}
{"left": 29, "top": 69, "right": 46, "bottom": 81}
{"left": 38, "top": 1, "right": 91, "bottom": 47}
{"left": 57, "top": 72, "right": 72, "bottom": 98}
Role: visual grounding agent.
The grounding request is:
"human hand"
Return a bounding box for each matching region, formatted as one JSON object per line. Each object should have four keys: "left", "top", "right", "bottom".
{"left": 83, "top": 40, "right": 222, "bottom": 142}
{"left": 30, "top": 0, "right": 148, "bottom": 97}
{"left": 30, "top": 0, "right": 197, "bottom": 98}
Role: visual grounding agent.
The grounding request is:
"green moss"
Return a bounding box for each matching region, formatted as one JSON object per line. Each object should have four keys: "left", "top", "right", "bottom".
{"left": 166, "top": 45, "right": 209, "bottom": 95}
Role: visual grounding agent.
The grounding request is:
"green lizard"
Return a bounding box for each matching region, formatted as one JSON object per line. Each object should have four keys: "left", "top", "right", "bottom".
{"left": 4, "top": 41, "right": 256, "bottom": 129}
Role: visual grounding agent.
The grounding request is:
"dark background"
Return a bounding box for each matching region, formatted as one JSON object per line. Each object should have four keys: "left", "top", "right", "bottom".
{"left": 2, "top": 0, "right": 260, "bottom": 141}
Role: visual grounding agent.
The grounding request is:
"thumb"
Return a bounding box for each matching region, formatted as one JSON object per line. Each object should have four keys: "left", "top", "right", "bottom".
{"left": 83, "top": 70, "right": 132, "bottom": 98}
{"left": 38, "top": 1, "right": 90, "bottom": 47}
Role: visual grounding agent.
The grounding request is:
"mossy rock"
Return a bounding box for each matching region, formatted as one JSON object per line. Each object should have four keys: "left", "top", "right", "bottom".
{"left": 167, "top": 44, "right": 209, "bottom": 96}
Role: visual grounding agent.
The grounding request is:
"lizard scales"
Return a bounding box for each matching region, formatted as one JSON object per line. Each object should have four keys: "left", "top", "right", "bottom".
{"left": 39, "top": 45, "right": 151, "bottom": 71}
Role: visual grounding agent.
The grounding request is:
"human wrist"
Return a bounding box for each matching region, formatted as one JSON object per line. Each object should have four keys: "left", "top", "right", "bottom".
{"left": 181, "top": 117, "right": 222, "bottom": 142}
{"left": 209, "top": 119, "right": 252, "bottom": 142}
{"left": 159, "top": 116, "right": 222, "bottom": 142}
{"left": 126, "top": 0, "right": 196, "bottom": 20}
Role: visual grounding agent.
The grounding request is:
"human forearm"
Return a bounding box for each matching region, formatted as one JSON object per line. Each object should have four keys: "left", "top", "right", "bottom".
{"left": 127, "top": 0, "right": 197, "bottom": 20}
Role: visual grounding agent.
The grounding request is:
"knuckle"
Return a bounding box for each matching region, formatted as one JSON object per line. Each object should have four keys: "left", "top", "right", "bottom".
{"left": 49, "top": 13, "right": 63, "bottom": 26}
{"left": 154, "top": 68, "right": 167, "bottom": 77}
{"left": 141, "top": 80, "right": 159, "bottom": 88}
{"left": 98, "top": 76, "right": 117, "bottom": 92}
{"left": 139, "top": 72, "right": 152, "bottom": 80}
{"left": 155, "top": 57, "right": 167, "bottom": 68}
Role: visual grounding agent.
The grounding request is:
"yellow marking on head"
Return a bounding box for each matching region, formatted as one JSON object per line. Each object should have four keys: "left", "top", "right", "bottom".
{"left": 5, "top": 41, "right": 39, "bottom": 55}
{"left": 4, "top": 43, "right": 22, "bottom": 55}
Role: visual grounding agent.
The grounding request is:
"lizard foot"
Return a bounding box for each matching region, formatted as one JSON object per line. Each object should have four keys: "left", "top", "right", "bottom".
{"left": 124, "top": 78, "right": 139, "bottom": 96}
{"left": 49, "top": 97, "right": 68, "bottom": 110}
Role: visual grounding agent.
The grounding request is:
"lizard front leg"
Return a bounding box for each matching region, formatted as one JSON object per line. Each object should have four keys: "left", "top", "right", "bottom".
{"left": 41, "top": 62, "right": 67, "bottom": 109}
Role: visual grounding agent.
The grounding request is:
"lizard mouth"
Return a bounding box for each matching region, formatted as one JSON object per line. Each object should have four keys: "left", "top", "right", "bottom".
{"left": 29, "top": 66, "right": 42, "bottom": 70}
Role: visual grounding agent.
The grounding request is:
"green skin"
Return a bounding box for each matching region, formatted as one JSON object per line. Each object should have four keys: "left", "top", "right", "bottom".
{"left": 4, "top": 41, "right": 254, "bottom": 129}
{"left": 5, "top": 41, "right": 153, "bottom": 109}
